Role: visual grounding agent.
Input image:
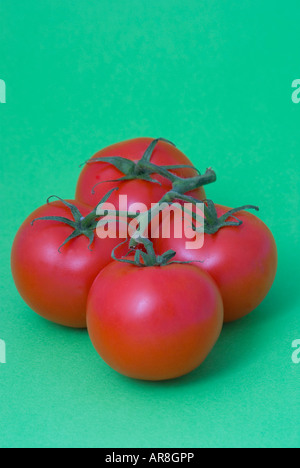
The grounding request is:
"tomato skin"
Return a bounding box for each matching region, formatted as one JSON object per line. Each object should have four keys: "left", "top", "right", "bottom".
{"left": 87, "top": 262, "right": 223, "bottom": 381}
{"left": 153, "top": 205, "right": 278, "bottom": 323}
{"left": 11, "top": 201, "right": 123, "bottom": 328}
{"left": 75, "top": 137, "right": 206, "bottom": 210}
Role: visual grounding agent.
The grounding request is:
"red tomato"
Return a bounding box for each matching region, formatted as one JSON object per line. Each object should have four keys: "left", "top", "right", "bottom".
{"left": 87, "top": 261, "right": 223, "bottom": 381}
{"left": 75, "top": 138, "right": 206, "bottom": 211}
{"left": 153, "top": 205, "right": 278, "bottom": 323}
{"left": 11, "top": 200, "right": 123, "bottom": 328}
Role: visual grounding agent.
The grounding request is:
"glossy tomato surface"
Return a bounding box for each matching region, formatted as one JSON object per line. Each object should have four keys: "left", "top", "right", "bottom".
{"left": 153, "top": 205, "right": 278, "bottom": 323}
{"left": 87, "top": 261, "right": 223, "bottom": 381}
{"left": 11, "top": 200, "right": 123, "bottom": 328}
{"left": 76, "top": 137, "right": 206, "bottom": 211}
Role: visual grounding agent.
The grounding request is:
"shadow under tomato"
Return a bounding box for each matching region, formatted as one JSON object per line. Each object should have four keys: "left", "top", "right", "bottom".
{"left": 129, "top": 279, "right": 295, "bottom": 389}
{"left": 142, "top": 246, "right": 298, "bottom": 388}
{"left": 132, "top": 319, "right": 256, "bottom": 388}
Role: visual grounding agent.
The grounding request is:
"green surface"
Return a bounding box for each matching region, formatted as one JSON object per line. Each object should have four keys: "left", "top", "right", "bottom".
{"left": 0, "top": 0, "right": 299, "bottom": 448}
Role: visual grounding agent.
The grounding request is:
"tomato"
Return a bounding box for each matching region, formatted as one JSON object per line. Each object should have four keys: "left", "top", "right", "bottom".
{"left": 87, "top": 261, "right": 223, "bottom": 381}
{"left": 152, "top": 205, "right": 278, "bottom": 323}
{"left": 75, "top": 137, "right": 206, "bottom": 211}
{"left": 11, "top": 199, "right": 123, "bottom": 328}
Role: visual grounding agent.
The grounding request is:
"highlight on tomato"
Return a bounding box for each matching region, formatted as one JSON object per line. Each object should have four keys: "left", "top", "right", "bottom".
{"left": 86, "top": 238, "right": 224, "bottom": 381}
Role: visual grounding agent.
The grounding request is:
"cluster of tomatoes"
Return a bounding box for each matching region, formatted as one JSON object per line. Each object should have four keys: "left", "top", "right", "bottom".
{"left": 11, "top": 138, "right": 278, "bottom": 381}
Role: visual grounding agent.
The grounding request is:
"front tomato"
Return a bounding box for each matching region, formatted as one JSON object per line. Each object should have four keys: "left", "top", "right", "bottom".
{"left": 87, "top": 260, "right": 223, "bottom": 381}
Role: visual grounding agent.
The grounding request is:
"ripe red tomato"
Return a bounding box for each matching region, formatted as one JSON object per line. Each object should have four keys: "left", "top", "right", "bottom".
{"left": 153, "top": 205, "right": 278, "bottom": 323}
{"left": 87, "top": 261, "right": 223, "bottom": 381}
{"left": 11, "top": 200, "right": 123, "bottom": 328}
{"left": 75, "top": 137, "right": 206, "bottom": 211}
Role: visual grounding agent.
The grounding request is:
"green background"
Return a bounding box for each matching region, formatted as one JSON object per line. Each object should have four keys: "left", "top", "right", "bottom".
{"left": 0, "top": 0, "right": 299, "bottom": 448}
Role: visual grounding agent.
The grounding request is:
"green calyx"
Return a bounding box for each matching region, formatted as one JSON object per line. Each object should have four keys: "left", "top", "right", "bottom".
{"left": 155, "top": 191, "right": 259, "bottom": 235}
{"left": 82, "top": 138, "right": 214, "bottom": 194}
{"left": 112, "top": 237, "right": 201, "bottom": 268}
{"left": 194, "top": 200, "right": 260, "bottom": 234}
{"left": 31, "top": 188, "right": 119, "bottom": 252}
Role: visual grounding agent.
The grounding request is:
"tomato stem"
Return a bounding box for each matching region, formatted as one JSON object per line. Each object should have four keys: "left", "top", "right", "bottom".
{"left": 83, "top": 138, "right": 216, "bottom": 193}
{"left": 199, "top": 203, "right": 260, "bottom": 234}
{"left": 112, "top": 237, "right": 202, "bottom": 268}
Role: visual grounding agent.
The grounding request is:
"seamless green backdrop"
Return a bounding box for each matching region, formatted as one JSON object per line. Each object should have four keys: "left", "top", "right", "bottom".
{"left": 0, "top": 0, "right": 299, "bottom": 448}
